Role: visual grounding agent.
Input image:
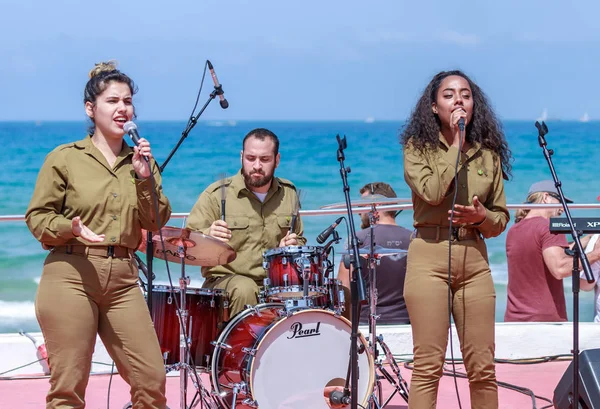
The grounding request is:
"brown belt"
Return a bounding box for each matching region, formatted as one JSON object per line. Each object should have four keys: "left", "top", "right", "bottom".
{"left": 415, "top": 226, "right": 481, "bottom": 242}
{"left": 52, "top": 245, "right": 132, "bottom": 258}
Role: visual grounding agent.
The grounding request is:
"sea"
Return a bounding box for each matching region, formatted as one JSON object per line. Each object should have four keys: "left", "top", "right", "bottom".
{"left": 1, "top": 120, "right": 599, "bottom": 333}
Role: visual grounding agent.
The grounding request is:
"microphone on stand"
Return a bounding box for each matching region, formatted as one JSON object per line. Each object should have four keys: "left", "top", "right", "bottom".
{"left": 458, "top": 117, "right": 465, "bottom": 132}
{"left": 207, "top": 60, "right": 229, "bottom": 109}
{"left": 329, "top": 390, "right": 351, "bottom": 405}
{"left": 123, "top": 121, "right": 149, "bottom": 163}
{"left": 316, "top": 217, "right": 344, "bottom": 244}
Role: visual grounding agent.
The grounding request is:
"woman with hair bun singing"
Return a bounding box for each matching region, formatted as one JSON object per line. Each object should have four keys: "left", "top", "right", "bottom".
{"left": 401, "top": 70, "right": 511, "bottom": 408}
{"left": 26, "top": 61, "right": 171, "bottom": 408}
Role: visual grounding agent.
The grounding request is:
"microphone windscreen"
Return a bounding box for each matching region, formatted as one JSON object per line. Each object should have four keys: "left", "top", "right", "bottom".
{"left": 123, "top": 121, "right": 137, "bottom": 134}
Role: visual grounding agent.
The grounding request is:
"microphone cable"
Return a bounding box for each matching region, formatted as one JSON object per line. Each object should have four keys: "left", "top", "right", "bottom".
{"left": 182, "top": 61, "right": 210, "bottom": 136}
{"left": 446, "top": 125, "right": 465, "bottom": 409}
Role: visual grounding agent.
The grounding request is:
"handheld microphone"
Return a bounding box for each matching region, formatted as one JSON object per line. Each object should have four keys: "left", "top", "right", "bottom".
{"left": 329, "top": 390, "right": 350, "bottom": 405}
{"left": 207, "top": 60, "right": 229, "bottom": 109}
{"left": 123, "top": 121, "right": 149, "bottom": 163}
{"left": 316, "top": 217, "right": 344, "bottom": 244}
{"left": 458, "top": 117, "right": 465, "bottom": 132}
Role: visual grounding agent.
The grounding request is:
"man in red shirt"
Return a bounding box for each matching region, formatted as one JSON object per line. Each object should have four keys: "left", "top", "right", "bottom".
{"left": 505, "top": 180, "right": 600, "bottom": 321}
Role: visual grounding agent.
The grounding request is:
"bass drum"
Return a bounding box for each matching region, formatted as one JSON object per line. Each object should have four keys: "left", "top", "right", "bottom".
{"left": 211, "top": 304, "right": 374, "bottom": 409}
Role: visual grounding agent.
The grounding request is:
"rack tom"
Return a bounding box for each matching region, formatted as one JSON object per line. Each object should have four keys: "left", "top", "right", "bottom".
{"left": 262, "top": 246, "right": 327, "bottom": 302}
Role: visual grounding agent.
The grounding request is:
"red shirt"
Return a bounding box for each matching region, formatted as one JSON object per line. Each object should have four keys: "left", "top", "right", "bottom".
{"left": 505, "top": 216, "right": 569, "bottom": 322}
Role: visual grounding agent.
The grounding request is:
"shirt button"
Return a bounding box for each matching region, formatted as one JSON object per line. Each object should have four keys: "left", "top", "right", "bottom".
{"left": 113, "top": 193, "right": 118, "bottom": 198}
{"left": 112, "top": 215, "right": 117, "bottom": 220}
{"left": 110, "top": 237, "right": 116, "bottom": 243}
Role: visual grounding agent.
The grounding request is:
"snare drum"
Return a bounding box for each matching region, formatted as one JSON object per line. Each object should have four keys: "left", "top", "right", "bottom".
{"left": 211, "top": 304, "right": 374, "bottom": 409}
{"left": 262, "top": 246, "right": 327, "bottom": 300}
{"left": 150, "top": 285, "right": 228, "bottom": 369}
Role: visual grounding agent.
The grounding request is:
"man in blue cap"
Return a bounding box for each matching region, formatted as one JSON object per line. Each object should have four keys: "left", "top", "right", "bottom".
{"left": 504, "top": 180, "right": 600, "bottom": 321}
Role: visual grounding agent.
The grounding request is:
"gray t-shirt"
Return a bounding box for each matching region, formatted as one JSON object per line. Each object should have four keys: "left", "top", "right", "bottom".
{"left": 353, "top": 224, "right": 411, "bottom": 324}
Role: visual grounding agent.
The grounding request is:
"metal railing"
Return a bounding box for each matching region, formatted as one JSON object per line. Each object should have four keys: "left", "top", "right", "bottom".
{"left": 2, "top": 203, "right": 599, "bottom": 222}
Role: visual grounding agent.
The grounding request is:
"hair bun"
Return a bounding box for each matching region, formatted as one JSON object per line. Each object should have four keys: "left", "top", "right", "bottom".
{"left": 88, "top": 60, "right": 118, "bottom": 79}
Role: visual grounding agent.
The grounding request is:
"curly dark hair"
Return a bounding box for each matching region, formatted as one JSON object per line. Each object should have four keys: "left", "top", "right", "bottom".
{"left": 400, "top": 70, "right": 512, "bottom": 179}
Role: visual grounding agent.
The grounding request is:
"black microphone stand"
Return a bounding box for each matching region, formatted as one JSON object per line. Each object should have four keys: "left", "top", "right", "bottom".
{"left": 143, "top": 69, "right": 223, "bottom": 312}
{"left": 535, "top": 121, "right": 594, "bottom": 408}
{"left": 335, "top": 134, "right": 367, "bottom": 409}
{"left": 160, "top": 87, "right": 223, "bottom": 173}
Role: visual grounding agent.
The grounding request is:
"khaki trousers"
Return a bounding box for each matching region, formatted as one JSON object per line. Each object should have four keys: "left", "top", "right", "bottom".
{"left": 36, "top": 251, "right": 167, "bottom": 409}
{"left": 404, "top": 237, "right": 497, "bottom": 409}
{"left": 202, "top": 274, "right": 260, "bottom": 318}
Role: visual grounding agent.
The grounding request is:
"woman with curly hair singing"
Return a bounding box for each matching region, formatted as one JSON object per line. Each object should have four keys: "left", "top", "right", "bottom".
{"left": 401, "top": 70, "right": 511, "bottom": 409}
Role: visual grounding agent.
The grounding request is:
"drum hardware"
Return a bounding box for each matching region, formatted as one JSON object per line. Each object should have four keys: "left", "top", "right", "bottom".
{"left": 229, "top": 382, "right": 247, "bottom": 409}
{"left": 171, "top": 241, "right": 217, "bottom": 409}
{"left": 360, "top": 202, "right": 409, "bottom": 408}
{"left": 241, "top": 398, "right": 257, "bottom": 408}
{"left": 299, "top": 255, "right": 311, "bottom": 298}
{"left": 211, "top": 341, "right": 233, "bottom": 351}
{"left": 145, "top": 226, "right": 234, "bottom": 409}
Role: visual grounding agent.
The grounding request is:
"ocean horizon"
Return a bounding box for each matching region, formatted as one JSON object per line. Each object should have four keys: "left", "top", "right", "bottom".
{"left": 1, "top": 119, "right": 599, "bottom": 333}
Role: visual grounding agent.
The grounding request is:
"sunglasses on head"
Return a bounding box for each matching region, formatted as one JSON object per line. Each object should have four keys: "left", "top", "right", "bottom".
{"left": 547, "top": 192, "right": 561, "bottom": 201}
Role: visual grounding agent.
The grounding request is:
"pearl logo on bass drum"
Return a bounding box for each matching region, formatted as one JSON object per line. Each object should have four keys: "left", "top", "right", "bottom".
{"left": 287, "top": 321, "right": 321, "bottom": 339}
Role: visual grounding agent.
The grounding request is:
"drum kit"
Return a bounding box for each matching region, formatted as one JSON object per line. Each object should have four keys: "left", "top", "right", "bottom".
{"left": 137, "top": 195, "right": 409, "bottom": 409}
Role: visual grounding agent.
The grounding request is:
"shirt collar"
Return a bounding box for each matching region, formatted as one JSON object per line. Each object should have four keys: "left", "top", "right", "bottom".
{"left": 438, "top": 132, "right": 481, "bottom": 157}
{"left": 73, "top": 135, "right": 134, "bottom": 166}
{"left": 231, "top": 170, "right": 281, "bottom": 198}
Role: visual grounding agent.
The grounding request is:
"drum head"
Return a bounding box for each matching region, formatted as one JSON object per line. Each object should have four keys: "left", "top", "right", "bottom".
{"left": 249, "top": 309, "right": 374, "bottom": 409}
{"left": 210, "top": 303, "right": 286, "bottom": 408}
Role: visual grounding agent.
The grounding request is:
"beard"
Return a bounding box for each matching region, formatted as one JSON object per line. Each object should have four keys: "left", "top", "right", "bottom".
{"left": 242, "top": 167, "right": 274, "bottom": 189}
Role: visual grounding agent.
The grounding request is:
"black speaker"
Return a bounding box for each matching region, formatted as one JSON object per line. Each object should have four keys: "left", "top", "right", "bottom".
{"left": 553, "top": 349, "right": 600, "bottom": 409}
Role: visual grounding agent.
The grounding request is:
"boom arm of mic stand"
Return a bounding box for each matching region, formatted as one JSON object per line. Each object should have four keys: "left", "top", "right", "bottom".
{"left": 535, "top": 121, "right": 593, "bottom": 282}
{"left": 160, "top": 89, "right": 220, "bottom": 173}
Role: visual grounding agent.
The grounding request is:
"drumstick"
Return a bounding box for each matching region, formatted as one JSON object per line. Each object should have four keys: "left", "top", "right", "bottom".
{"left": 290, "top": 189, "right": 302, "bottom": 232}
{"left": 219, "top": 172, "right": 227, "bottom": 221}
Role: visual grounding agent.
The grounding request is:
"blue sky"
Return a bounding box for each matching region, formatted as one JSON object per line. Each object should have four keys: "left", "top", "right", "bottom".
{"left": 1, "top": 1, "right": 599, "bottom": 121}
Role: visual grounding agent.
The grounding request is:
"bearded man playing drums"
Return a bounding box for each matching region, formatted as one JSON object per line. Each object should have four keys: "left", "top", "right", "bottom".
{"left": 186, "top": 128, "right": 306, "bottom": 318}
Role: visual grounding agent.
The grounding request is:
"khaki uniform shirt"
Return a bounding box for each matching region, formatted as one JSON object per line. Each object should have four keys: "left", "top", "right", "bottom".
{"left": 186, "top": 171, "right": 306, "bottom": 281}
{"left": 403, "top": 135, "right": 509, "bottom": 239}
{"left": 26, "top": 135, "right": 172, "bottom": 249}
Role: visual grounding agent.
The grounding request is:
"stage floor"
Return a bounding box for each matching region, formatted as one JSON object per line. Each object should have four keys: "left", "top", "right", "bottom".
{"left": 0, "top": 360, "right": 567, "bottom": 408}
